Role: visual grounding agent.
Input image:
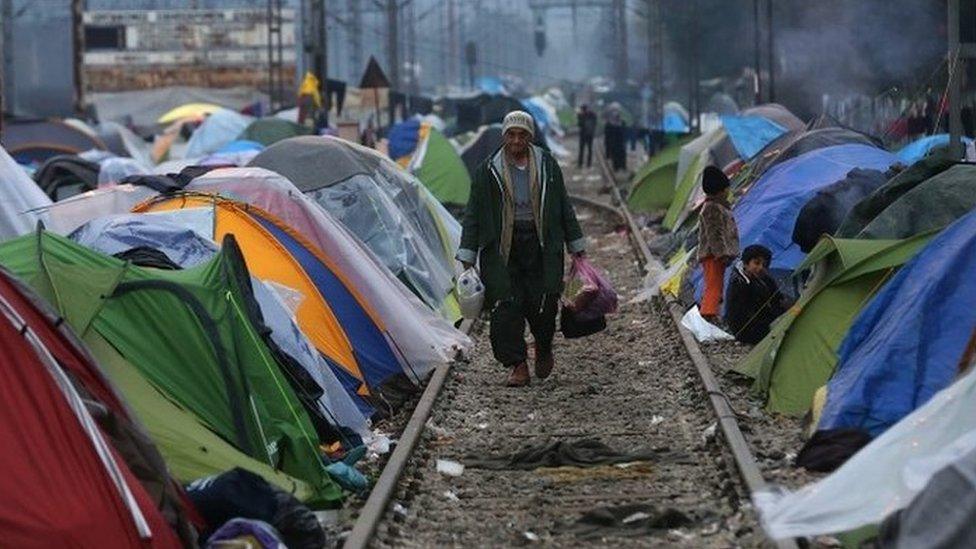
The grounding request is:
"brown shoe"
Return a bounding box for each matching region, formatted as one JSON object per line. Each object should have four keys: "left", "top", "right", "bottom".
{"left": 535, "top": 352, "right": 554, "bottom": 379}
{"left": 506, "top": 362, "right": 530, "bottom": 387}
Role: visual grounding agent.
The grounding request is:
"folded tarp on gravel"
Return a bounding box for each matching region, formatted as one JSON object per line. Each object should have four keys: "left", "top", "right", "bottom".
{"left": 465, "top": 439, "right": 661, "bottom": 471}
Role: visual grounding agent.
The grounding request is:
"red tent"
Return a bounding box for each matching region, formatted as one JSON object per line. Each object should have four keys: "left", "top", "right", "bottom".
{"left": 0, "top": 268, "right": 186, "bottom": 548}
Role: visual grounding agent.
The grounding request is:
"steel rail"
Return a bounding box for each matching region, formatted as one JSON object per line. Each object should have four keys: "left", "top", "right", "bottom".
{"left": 343, "top": 319, "right": 475, "bottom": 549}
{"left": 590, "top": 148, "right": 798, "bottom": 549}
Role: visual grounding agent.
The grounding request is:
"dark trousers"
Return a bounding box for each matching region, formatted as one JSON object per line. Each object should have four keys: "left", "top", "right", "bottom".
{"left": 578, "top": 134, "right": 594, "bottom": 168}
{"left": 489, "top": 224, "right": 559, "bottom": 367}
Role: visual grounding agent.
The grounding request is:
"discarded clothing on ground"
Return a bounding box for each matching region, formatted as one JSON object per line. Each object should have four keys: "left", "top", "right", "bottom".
{"left": 464, "top": 439, "right": 660, "bottom": 471}
{"left": 567, "top": 503, "right": 692, "bottom": 540}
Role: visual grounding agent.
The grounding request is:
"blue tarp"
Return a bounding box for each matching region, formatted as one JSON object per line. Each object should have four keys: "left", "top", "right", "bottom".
{"left": 818, "top": 209, "right": 976, "bottom": 436}
{"left": 691, "top": 144, "right": 897, "bottom": 305}
{"left": 721, "top": 115, "right": 787, "bottom": 160}
{"left": 896, "top": 134, "right": 972, "bottom": 164}
{"left": 387, "top": 118, "right": 421, "bottom": 161}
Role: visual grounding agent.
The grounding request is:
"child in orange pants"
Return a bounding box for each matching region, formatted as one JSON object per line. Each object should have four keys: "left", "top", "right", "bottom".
{"left": 697, "top": 166, "right": 739, "bottom": 321}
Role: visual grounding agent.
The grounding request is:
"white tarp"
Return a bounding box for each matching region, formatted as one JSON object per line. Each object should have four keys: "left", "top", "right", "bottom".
{"left": 756, "top": 364, "right": 976, "bottom": 540}
{"left": 0, "top": 146, "right": 51, "bottom": 241}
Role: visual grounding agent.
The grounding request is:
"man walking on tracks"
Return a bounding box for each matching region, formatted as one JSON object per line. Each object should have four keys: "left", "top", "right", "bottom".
{"left": 577, "top": 104, "right": 597, "bottom": 169}
{"left": 457, "top": 110, "right": 587, "bottom": 387}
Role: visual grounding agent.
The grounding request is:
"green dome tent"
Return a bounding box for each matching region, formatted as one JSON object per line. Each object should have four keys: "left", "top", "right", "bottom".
{"left": 389, "top": 120, "right": 471, "bottom": 207}
{"left": 239, "top": 118, "right": 313, "bottom": 146}
{"left": 735, "top": 234, "right": 934, "bottom": 415}
{"left": 627, "top": 136, "right": 692, "bottom": 213}
{"left": 0, "top": 231, "right": 340, "bottom": 506}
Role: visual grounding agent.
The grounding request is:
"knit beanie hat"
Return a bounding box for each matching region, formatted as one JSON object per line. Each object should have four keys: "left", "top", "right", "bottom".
{"left": 702, "top": 166, "right": 730, "bottom": 195}
{"left": 502, "top": 110, "right": 535, "bottom": 137}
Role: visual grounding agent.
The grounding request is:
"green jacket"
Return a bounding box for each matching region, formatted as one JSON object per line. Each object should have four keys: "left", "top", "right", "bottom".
{"left": 456, "top": 145, "right": 585, "bottom": 303}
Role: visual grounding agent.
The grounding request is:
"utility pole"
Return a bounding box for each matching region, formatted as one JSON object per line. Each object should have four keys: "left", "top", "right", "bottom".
{"left": 949, "top": 0, "right": 963, "bottom": 157}
{"left": 691, "top": 0, "right": 701, "bottom": 133}
{"left": 613, "top": 0, "right": 628, "bottom": 83}
{"left": 385, "top": 0, "right": 399, "bottom": 91}
{"left": 347, "top": 0, "right": 362, "bottom": 82}
{"left": 753, "top": 0, "right": 762, "bottom": 103}
{"left": 267, "top": 0, "right": 286, "bottom": 111}
{"left": 646, "top": 0, "right": 663, "bottom": 130}
{"left": 766, "top": 0, "right": 775, "bottom": 102}
{"left": 447, "top": 0, "right": 458, "bottom": 88}
{"left": 407, "top": 0, "right": 418, "bottom": 96}
{"left": 72, "top": 0, "right": 85, "bottom": 116}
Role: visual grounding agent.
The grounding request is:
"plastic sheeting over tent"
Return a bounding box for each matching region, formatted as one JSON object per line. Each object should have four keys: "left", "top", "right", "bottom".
{"left": 627, "top": 136, "right": 692, "bottom": 213}
{"left": 186, "top": 167, "right": 470, "bottom": 378}
{"left": 249, "top": 136, "right": 462, "bottom": 321}
{"left": 0, "top": 146, "right": 51, "bottom": 240}
{"left": 0, "top": 267, "right": 184, "bottom": 548}
{"left": 748, "top": 127, "right": 880, "bottom": 182}
{"left": 35, "top": 184, "right": 158, "bottom": 236}
{"left": 663, "top": 102, "right": 690, "bottom": 133}
{"left": 136, "top": 194, "right": 409, "bottom": 402}
{"left": 184, "top": 108, "right": 253, "bottom": 159}
{"left": 0, "top": 231, "right": 340, "bottom": 505}
{"left": 756, "top": 355, "right": 976, "bottom": 540}
{"left": 817, "top": 210, "right": 976, "bottom": 437}
{"left": 70, "top": 213, "right": 371, "bottom": 439}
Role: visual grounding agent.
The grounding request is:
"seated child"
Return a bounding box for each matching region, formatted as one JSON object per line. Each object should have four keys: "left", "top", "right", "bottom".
{"left": 724, "top": 244, "right": 788, "bottom": 344}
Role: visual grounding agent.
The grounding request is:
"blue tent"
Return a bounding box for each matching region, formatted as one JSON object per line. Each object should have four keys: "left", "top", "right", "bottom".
{"left": 691, "top": 144, "right": 897, "bottom": 303}
{"left": 387, "top": 118, "right": 422, "bottom": 161}
{"left": 818, "top": 209, "right": 976, "bottom": 436}
{"left": 896, "top": 134, "right": 972, "bottom": 164}
{"left": 721, "top": 115, "right": 787, "bottom": 160}
{"left": 663, "top": 111, "right": 690, "bottom": 133}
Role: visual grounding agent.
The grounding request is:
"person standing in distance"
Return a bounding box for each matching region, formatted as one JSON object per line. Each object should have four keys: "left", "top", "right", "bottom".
{"left": 577, "top": 104, "right": 598, "bottom": 169}
{"left": 457, "top": 111, "right": 587, "bottom": 387}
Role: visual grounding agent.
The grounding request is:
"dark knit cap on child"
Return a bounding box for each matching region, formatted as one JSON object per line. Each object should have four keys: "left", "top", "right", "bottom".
{"left": 742, "top": 244, "right": 772, "bottom": 264}
{"left": 702, "top": 166, "right": 730, "bottom": 195}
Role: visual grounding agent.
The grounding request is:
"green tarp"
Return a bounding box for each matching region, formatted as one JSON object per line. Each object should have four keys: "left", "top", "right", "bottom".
{"left": 735, "top": 233, "right": 934, "bottom": 415}
{"left": 415, "top": 128, "right": 471, "bottom": 206}
{"left": 0, "top": 231, "right": 340, "bottom": 506}
{"left": 239, "top": 118, "right": 313, "bottom": 147}
{"left": 854, "top": 164, "right": 976, "bottom": 240}
{"left": 835, "top": 157, "right": 954, "bottom": 238}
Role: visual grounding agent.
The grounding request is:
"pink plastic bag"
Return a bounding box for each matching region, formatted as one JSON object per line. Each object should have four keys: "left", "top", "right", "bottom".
{"left": 562, "top": 256, "right": 618, "bottom": 321}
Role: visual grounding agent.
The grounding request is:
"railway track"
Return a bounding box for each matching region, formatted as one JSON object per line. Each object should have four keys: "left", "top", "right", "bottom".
{"left": 341, "top": 147, "right": 796, "bottom": 548}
